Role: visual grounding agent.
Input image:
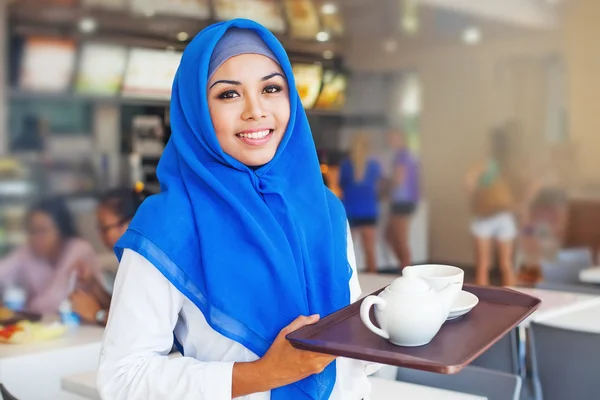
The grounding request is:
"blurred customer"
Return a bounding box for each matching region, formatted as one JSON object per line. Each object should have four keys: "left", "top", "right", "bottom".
{"left": 465, "top": 154, "right": 516, "bottom": 286}
{"left": 71, "top": 187, "right": 147, "bottom": 325}
{"left": 385, "top": 130, "right": 420, "bottom": 270}
{"left": 339, "top": 133, "right": 383, "bottom": 273}
{"left": 0, "top": 197, "right": 103, "bottom": 314}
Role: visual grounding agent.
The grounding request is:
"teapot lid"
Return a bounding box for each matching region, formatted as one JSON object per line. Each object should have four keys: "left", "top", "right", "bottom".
{"left": 387, "top": 275, "right": 431, "bottom": 294}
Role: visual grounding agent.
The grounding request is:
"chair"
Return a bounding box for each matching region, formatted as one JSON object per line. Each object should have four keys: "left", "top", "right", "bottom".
{"left": 556, "top": 247, "right": 594, "bottom": 269}
{"left": 535, "top": 281, "right": 600, "bottom": 295}
{"left": 469, "top": 328, "right": 521, "bottom": 375}
{"left": 0, "top": 384, "right": 18, "bottom": 400}
{"left": 396, "top": 365, "right": 522, "bottom": 400}
{"left": 529, "top": 322, "right": 600, "bottom": 400}
{"left": 540, "top": 259, "right": 589, "bottom": 284}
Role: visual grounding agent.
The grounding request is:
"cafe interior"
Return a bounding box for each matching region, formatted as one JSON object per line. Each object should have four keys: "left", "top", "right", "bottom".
{"left": 1, "top": 0, "right": 600, "bottom": 399}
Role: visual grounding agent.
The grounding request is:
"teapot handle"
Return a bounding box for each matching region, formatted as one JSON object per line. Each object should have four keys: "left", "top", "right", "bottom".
{"left": 360, "top": 296, "right": 390, "bottom": 340}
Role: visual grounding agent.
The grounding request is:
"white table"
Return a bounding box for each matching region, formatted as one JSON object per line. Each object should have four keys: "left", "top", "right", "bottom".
{"left": 0, "top": 325, "right": 105, "bottom": 399}
{"left": 508, "top": 286, "right": 600, "bottom": 326}
{"left": 357, "top": 273, "right": 399, "bottom": 299}
{"left": 369, "top": 377, "right": 487, "bottom": 400}
{"left": 579, "top": 266, "right": 600, "bottom": 284}
{"left": 61, "top": 373, "right": 487, "bottom": 400}
{"left": 534, "top": 302, "right": 600, "bottom": 333}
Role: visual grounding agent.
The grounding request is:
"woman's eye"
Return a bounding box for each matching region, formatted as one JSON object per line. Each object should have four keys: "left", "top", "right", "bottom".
{"left": 263, "top": 85, "right": 282, "bottom": 94}
{"left": 218, "top": 90, "right": 239, "bottom": 99}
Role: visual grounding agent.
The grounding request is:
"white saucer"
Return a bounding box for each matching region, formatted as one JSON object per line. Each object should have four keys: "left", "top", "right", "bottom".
{"left": 446, "top": 290, "right": 479, "bottom": 320}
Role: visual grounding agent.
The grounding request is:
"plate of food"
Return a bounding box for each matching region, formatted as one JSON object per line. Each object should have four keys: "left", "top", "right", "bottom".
{"left": 0, "top": 321, "right": 68, "bottom": 344}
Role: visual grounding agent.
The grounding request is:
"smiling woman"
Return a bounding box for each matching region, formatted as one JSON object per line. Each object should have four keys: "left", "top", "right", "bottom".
{"left": 97, "top": 19, "right": 377, "bottom": 400}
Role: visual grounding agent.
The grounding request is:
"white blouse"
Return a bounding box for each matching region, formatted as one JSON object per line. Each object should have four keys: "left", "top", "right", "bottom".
{"left": 97, "top": 227, "right": 378, "bottom": 399}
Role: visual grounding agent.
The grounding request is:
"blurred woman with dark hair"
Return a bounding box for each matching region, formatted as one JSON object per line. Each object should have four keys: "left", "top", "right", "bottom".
{"left": 0, "top": 197, "right": 102, "bottom": 314}
{"left": 70, "top": 187, "right": 148, "bottom": 325}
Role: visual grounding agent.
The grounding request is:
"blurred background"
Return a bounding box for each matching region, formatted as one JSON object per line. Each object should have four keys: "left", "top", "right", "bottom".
{"left": 1, "top": 0, "right": 598, "bottom": 276}
{"left": 1, "top": 1, "right": 600, "bottom": 400}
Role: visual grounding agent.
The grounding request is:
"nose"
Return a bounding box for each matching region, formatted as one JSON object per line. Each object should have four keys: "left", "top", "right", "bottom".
{"left": 241, "top": 93, "right": 266, "bottom": 121}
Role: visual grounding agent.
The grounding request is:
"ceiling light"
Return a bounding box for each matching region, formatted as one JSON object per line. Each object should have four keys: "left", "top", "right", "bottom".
{"left": 177, "top": 32, "right": 189, "bottom": 42}
{"left": 144, "top": 9, "right": 156, "bottom": 17}
{"left": 316, "top": 31, "right": 330, "bottom": 42}
{"left": 462, "top": 27, "right": 481, "bottom": 45}
{"left": 78, "top": 17, "right": 97, "bottom": 33}
{"left": 321, "top": 3, "right": 338, "bottom": 15}
{"left": 323, "top": 50, "right": 334, "bottom": 60}
{"left": 383, "top": 39, "right": 398, "bottom": 53}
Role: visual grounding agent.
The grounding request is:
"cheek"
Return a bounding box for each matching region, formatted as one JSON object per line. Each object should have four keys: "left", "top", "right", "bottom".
{"left": 272, "top": 97, "right": 291, "bottom": 130}
{"left": 209, "top": 103, "right": 239, "bottom": 147}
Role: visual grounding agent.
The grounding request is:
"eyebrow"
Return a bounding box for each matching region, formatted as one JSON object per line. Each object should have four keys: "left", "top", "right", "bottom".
{"left": 208, "top": 72, "right": 285, "bottom": 90}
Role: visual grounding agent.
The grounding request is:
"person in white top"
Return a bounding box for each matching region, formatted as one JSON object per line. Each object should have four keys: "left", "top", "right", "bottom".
{"left": 97, "top": 19, "right": 378, "bottom": 400}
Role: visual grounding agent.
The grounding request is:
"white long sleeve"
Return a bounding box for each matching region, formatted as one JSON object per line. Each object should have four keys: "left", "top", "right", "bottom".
{"left": 97, "top": 224, "right": 372, "bottom": 400}
{"left": 97, "top": 249, "right": 234, "bottom": 400}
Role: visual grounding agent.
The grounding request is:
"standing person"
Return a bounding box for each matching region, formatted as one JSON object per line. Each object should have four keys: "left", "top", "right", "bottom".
{"left": 97, "top": 20, "right": 377, "bottom": 399}
{"left": 465, "top": 153, "right": 517, "bottom": 286}
{"left": 70, "top": 187, "right": 148, "bottom": 325}
{"left": 385, "top": 130, "right": 420, "bottom": 270}
{"left": 0, "top": 197, "right": 103, "bottom": 314}
{"left": 338, "top": 133, "right": 383, "bottom": 274}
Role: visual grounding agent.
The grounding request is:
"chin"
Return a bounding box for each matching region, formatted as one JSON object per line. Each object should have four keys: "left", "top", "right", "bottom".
{"left": 238, "top": 150, "right": 276, "bottom": 167}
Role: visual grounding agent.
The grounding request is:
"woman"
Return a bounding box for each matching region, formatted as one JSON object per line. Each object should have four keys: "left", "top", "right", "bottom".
{"left": 385, "top": 130, "right": 419, "bottom": 270}
{"left": 465, "top": 157, "right": 517, "bottom": 286}
{"left": 338, "top": 134, "right": 383, "bottom": 273}
{"left": 98, "top": 20, "right": 376, "bottom": 399}
{"left": 0, "top": 197, "right": 102, "bottom": 314}
{"left": 70, "top": 187, "right": 147, "bottom": 325}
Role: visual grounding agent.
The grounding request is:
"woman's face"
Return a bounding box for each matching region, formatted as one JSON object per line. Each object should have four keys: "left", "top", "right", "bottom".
{"left": 97, "top": 205, "right": 129, "bottom": 250}
{"left": 207, "top": 54, "right": 290, "bottom": 167}
{"left": 27, "top": 211, "right": 61, "bottom": 260}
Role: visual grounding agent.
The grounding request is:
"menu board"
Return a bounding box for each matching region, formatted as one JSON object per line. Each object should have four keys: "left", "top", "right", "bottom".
{"left": 121, "top": 48, "right": 182, "bottom": 100}
{"left": 314, "top": 70, "right": 347, "bottom": 110}
{"left": 75, "top": 44, "right": 128, "bottom": 96}
{"left": 213, "top": 0, "right": 285, "bottom": 33}
{"left": 130, "top": 0, "right": 211, "bottom": 18}
{"left": 320, "top": 10, "right": 344, "bottom": 37}
{"left": 284, "top": 0, "right": 320, "bottom": 39}
{"left": 292, "top": 63, "right": 323, "bottom": 110}
{"left": 19, "top": 37, "right": 76, "bottom": 93}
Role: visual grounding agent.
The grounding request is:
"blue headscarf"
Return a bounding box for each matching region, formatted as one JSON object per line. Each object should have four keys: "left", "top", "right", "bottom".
{"left": 115, "top": 19, "right": 351, "bottom": 400}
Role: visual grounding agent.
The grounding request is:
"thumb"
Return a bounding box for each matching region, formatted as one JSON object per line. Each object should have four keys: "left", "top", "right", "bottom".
{"left": 283, "top": 314, "right": 320, "bottom": 334}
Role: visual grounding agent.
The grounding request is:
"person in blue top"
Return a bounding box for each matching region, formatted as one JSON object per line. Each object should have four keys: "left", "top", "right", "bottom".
{"left": 338, "top": 133, "right": 383, "bottom": 273}
{"left": 97, "top": 19, "right": 376, "bottom": 400}
{"left": 385, "top": 130, "right": 420, "bottom": 270}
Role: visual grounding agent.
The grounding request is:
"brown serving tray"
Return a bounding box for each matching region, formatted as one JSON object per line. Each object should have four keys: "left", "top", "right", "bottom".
{"left": 287, "top": 284, "right": 540, "bottom": 374}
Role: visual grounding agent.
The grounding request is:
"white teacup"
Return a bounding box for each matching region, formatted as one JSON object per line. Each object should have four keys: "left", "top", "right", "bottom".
{"left": 402, "top": 264, "right": 464, "bottom": 313}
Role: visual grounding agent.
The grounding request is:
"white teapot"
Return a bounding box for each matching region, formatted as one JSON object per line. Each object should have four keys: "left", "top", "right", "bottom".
{"left": 359, "top": 269, "right": 461, "bottom": 347}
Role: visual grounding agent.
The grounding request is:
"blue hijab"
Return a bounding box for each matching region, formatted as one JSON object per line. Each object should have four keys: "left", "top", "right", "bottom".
{"left": 115, "top": 19, "right": 351, "bottom": 399}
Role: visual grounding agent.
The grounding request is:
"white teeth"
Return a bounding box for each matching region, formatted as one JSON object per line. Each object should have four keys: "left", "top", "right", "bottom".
{"left": 238, "top": 130, "right": 271, "bottom": 139}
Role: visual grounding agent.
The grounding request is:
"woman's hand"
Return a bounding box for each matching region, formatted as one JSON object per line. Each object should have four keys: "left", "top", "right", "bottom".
{"left": 70, "top": 289, "right": 102, "bottom": 324}
{"left": 232, "top": 315, "right": 336, "bottom": 398}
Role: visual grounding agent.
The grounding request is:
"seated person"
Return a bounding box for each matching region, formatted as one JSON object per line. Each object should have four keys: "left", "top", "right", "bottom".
{"left": 0, "top": 197, "right": 103, "bottom": 314}
{"left": 71, "top": 187, "right": 147, "bottom": 325}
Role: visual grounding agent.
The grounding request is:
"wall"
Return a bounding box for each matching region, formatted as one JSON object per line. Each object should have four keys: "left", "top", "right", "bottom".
{"left": 563, "top": 0, "right": 600, "bottom": 189}
{"left": 345, "top": 33, "right": 561, "bottom": 264}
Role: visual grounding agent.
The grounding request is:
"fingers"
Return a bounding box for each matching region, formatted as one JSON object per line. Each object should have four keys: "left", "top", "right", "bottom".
{"left": 281, "top": 315, "right": 320, "bottom": 335}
